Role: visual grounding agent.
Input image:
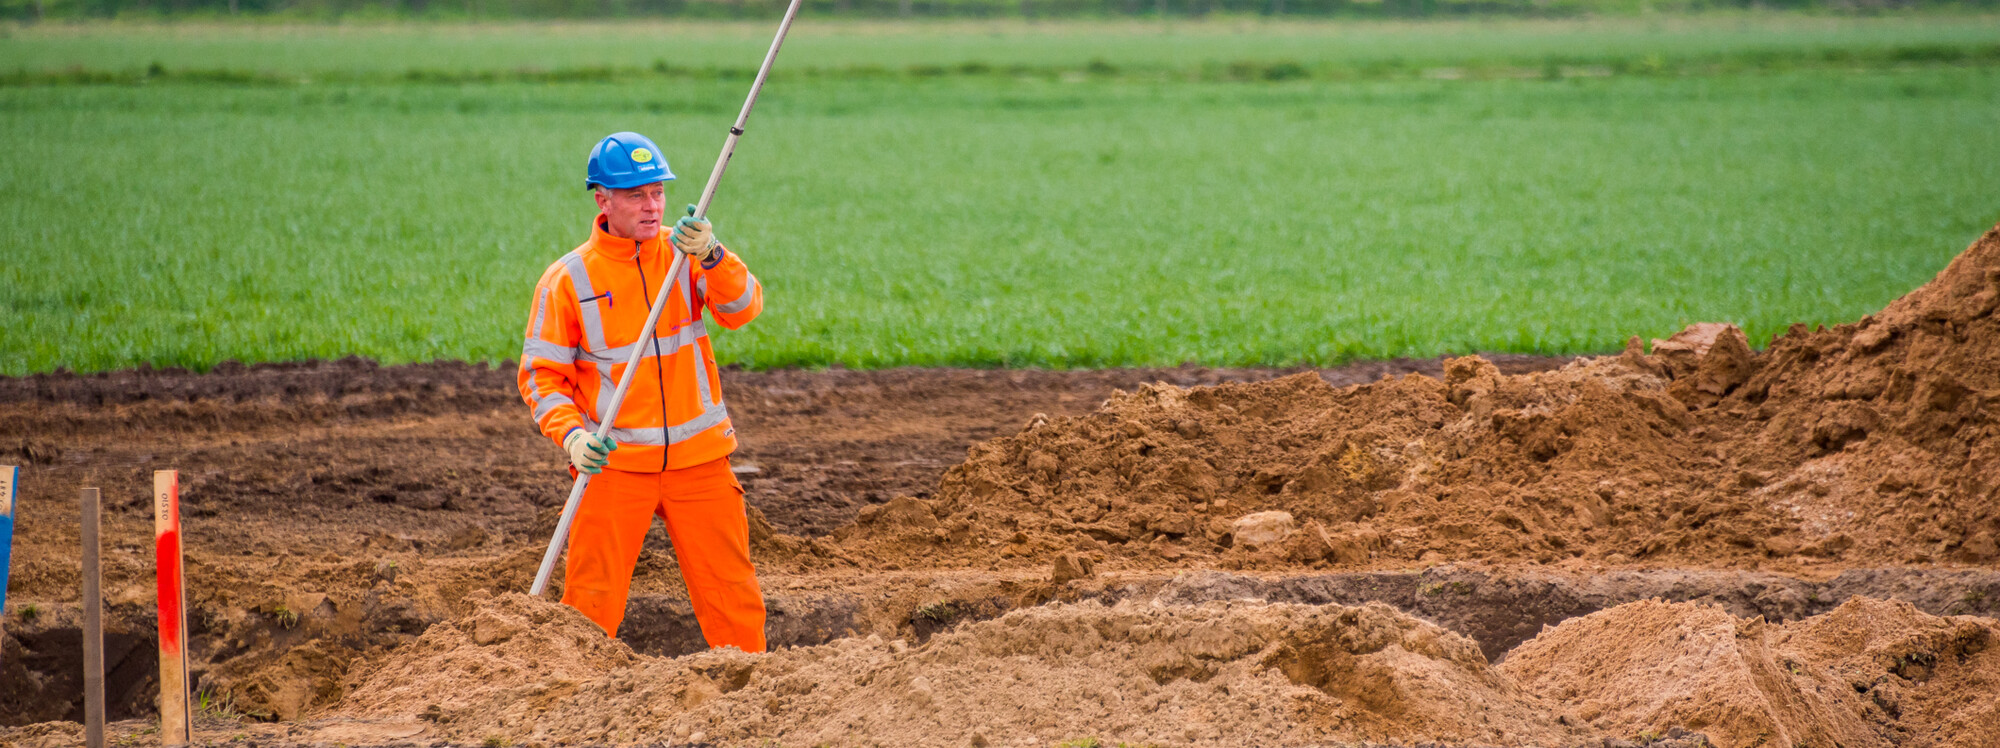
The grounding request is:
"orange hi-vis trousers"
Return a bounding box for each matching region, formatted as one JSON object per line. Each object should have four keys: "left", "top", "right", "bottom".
{"left": 561, "top": 458, "right": 766, "bottom": 652}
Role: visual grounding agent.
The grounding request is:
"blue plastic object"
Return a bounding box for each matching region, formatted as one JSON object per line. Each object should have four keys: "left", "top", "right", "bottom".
{"left": 0, "top": 466, "right": 15, "bottom": 621}
{"left": 585, "top": 132, "right": 676, "bottom": 190}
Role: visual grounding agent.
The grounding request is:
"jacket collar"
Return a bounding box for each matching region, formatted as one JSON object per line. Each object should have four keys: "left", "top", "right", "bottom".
{"left": 588, "top": 213, "right": 664, "bottom": 261}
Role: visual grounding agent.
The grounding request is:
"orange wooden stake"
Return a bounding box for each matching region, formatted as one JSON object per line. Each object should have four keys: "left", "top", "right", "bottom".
{"left": 154, "top": 470, "right": 191, "bottom": 746}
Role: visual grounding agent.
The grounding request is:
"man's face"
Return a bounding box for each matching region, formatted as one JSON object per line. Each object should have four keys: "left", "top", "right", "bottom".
{"left": 594, "top": 182, "right": 667, "bottom": 241}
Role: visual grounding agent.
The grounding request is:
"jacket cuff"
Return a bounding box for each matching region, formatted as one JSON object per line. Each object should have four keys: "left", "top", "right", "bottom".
{"left": 554, "top": 424, "right": 584, "bottom": 449}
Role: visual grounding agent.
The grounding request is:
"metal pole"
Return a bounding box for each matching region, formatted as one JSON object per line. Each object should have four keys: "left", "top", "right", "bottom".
{"left": 531, "top": 0, "right": 806, "bottom": 597}
{"left": 81, "top": 487, "right": 104, "bottom": 748}
{"left": 692, "top": 0, "right": 803, "bottom": 222}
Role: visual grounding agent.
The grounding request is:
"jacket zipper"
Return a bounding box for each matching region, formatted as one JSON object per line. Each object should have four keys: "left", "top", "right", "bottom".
{"left": 634, "top": 239, "right": 671, "bottom": 472}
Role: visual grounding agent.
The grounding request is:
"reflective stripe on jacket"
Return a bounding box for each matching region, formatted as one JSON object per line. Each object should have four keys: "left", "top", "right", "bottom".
{"left": 518, "top": 214, "right": 765, "bottom": 472}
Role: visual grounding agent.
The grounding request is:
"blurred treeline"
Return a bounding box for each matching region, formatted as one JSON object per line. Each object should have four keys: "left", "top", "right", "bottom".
{"left": 4, "top": 0, "right": 1992, "bottom": 21}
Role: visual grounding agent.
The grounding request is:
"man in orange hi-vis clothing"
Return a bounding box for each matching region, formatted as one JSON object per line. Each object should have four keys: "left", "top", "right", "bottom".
{"left": 518, "top": 131, "right": 766, "bottom": 651}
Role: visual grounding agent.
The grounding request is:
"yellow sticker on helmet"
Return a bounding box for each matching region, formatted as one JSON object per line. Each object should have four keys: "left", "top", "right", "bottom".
{"left": 631, "top": 148, "right": 654, "bottom": 164}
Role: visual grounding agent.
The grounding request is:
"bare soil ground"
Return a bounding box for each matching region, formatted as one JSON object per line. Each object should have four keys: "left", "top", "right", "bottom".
{"left": 0, "top": 357, "right": 1565, "bottom": 732}
{"left": 6, "top": 225, "right": 2000, "bottom": 747}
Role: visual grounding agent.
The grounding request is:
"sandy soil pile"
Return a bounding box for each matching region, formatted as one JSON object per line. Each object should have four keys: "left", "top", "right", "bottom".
{"left": 836, "top": 226, "right": 2000, "bottom": 572}
{"left": 335, "top": 590, "right": 636, "bottom": 716}
{"left": 1503, "top": 597, "right": 2000, "bottom": 748}
{"left": 329, "top": 591, "right": 2000, "bottom": 747}
{"left": 338, "top": 590, "right": 1572, "bottom": 747}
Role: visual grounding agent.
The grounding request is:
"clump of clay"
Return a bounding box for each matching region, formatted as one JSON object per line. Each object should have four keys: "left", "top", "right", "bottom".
{"left": 1654, "top": 322, "right": 1756, "bottom": 408}
{"left": 1048, "top": 552, "right": 1096, "bottom": 584}
{"left": 1231, "top": 511, "right": 1296, "bottom": 549}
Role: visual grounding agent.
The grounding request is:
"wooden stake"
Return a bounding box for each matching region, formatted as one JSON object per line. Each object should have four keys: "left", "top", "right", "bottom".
{"left": 154, "top": 471, "right": 191, "bottom": 746}
{"left": 81, "top": 486, "right": 105, "bottom": 748}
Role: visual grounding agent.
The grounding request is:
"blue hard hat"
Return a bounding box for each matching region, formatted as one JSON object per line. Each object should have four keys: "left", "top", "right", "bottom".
{"left": 585, "top": 132, "right": 676, "bottom": 190}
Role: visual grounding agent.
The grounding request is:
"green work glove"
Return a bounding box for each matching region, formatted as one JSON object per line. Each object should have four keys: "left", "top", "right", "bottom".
{"left": 562, "top": 428, "right": 618, "bottom": 475}
{"left": 670, "top": 205, "right": 721, "bottom": 263}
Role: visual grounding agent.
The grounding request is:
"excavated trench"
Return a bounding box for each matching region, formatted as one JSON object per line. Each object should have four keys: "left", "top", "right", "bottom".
{"left": 0, "top": 603, "right": 159, "bottom": 725}
{"left": 617, "top": 566, "right": 2000, "bottom": 660}
{"left": 617, "top": 591, "right": 866, "bottom": 658}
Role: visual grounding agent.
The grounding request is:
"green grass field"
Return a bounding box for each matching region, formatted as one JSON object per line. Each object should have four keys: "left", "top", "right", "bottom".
{"left": 9, "top": 15, "right": 2000, "bottom": 79}
{"left": 4, "top": 17, "right": 2000, "bottom": 375}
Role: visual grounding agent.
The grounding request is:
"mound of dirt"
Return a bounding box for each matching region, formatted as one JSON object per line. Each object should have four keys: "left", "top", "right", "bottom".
{"left": 1774, "top": 598, "right": 2000, "bottom": 746}
{"left": 1722, "top": 225, "right": 2000, "bottom": 567}
{"left": 327, "top": 592, "right": 2000, "bottom": 748}
{"left": 337, "top": 594, "right": 1571, "bottom": 747}
{"left": 1502, "top": 597, "right": 2000, "bottom": 748}
{"left": 333, "top": 589, "right": 635, "bottom": 719}
{"left": 833, "top": 225, "right": 2000, "bottom": 572}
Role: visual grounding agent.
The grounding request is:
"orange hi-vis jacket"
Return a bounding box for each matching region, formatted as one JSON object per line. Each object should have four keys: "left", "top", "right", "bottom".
{"left": 518, "top": 215, "right": 764, "bottom": 472}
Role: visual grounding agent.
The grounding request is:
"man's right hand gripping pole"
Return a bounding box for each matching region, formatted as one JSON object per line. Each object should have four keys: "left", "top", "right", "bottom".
{"left": 562, "top": 428, "right": 619, "bottom": 475}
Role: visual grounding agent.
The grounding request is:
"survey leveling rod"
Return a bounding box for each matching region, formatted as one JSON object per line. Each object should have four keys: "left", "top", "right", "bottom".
{"left": 155, "top": 470, "right": 192, "bottom": 746}
{"left": 530, "top": 0, "right": 806, "bottom": 597}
